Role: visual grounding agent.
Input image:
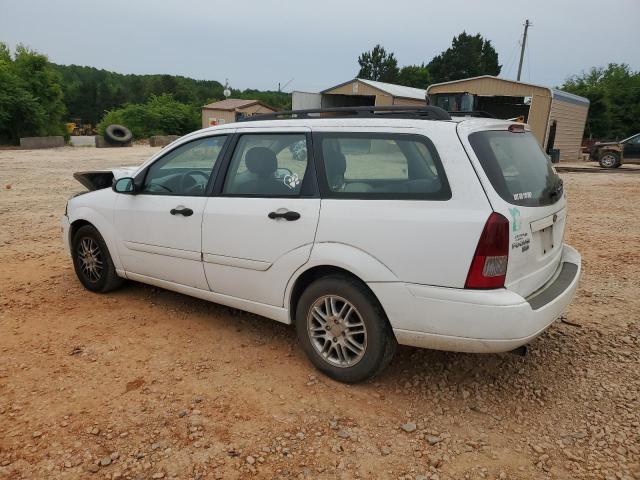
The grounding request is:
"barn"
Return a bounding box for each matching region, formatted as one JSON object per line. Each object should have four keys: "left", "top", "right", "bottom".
{"left": 292, "top": 78, "right": 427, "bottom": 110}
{"left": 201, "top": 99, "right": 277, "bottom": 128}
{"left": 426, "top": 76, "right": 590, "bottom": 162}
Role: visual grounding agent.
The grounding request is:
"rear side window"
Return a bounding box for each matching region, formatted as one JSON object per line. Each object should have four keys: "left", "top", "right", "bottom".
{"left": 223, "top": 134, "right": 309, "bottom": 196}
{"left": 468, "top": 130, "right": 563, "bottom": 207}
{"left": 315, "top": 133, "right": 451, "bottom": 200}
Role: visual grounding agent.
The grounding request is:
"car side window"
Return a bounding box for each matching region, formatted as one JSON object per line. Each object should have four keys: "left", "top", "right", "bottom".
{"left": 142, "top": 136, "right": 227, "bottom": 195}
{"left": 317, "top": 133, "right": 451, "bottom": 200}
{"left": 223, "top": 134, "right": 308, "bottom": 196}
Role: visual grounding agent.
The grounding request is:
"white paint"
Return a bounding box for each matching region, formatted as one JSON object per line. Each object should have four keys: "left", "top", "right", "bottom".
{"left": 291, "top": 91, "right": 322, "bottom": 111}
{"left": 456, "top": 120, "right": 569, "bottom": 297}
{"left": 202, "top": 197, "right": 320, "bottom": 306}
{"left": 63, "top": 116, "right": 581, "bottom": 356}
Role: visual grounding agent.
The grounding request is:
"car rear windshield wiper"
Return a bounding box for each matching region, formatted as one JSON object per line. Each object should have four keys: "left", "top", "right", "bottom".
{"left": 549, "top": 178, "right": 564, "bottom": 198}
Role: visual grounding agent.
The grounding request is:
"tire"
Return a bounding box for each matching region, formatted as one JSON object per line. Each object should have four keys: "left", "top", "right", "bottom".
{"left": 295, "top": 274, "right": 396, "bottom": 383}
{"left": 599, "top": 151, "right": 620, "bottom": 168}
{"left": 72, "top": 225, "right": 124, "bottom": 293}
{"left": 104, "top": 124, "right": 133, "bottom": 144}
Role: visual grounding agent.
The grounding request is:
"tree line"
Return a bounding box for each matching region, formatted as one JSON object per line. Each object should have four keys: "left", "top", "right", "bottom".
{"left": 357, "top": 32, "right": 640, "bottom": 139}
{"left": 0, "top": 43, "right": 290, "bottom": 144}
{"left": 562, "top": 64, "right": 640, "bottom": 140}
{"left": 55, "top": 63, "right": 291, "bottom": 125}
{"left": 0, "top": 38, "right": 638, "bottom": 144}
{"left": 357, "top": 32, "right": 501, "bottom": 87}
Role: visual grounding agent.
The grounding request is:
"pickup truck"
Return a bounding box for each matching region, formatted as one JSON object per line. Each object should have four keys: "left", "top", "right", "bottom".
{"left": 590, "top": 133, "right": 640, "bottom": 168}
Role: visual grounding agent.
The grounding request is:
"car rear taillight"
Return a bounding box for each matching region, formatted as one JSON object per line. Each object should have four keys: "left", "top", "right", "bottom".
{"left": 465, "top": 212, "right": 510, "bottom": 289}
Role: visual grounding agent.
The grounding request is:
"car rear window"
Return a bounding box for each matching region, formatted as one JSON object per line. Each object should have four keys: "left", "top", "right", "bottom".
{"left": 468, "top": 130, "right": 563, "bottom": 207}
{"left": 315, "top": 132, "right": 451, "bottom": 200}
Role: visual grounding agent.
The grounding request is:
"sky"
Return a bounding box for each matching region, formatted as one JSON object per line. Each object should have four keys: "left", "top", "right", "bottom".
{"left": 1, "top": 0, "right": 638, "bottom": 92}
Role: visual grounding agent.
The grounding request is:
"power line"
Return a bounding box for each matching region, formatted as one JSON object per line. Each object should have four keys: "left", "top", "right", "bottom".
{"left": 517, "top": 19, "right": 532, "bottom": 81}
{"left": 502, "top": 37, "right": 520, "bottom": 79}
{"left": 526, "top": 37, "right": 532, "bottom": 82}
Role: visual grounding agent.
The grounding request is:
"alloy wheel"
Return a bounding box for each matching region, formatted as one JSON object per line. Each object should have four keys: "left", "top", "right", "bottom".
{"left": 601, "top": 154, "right": 616, "bottom": 167}
{"left": 77, "top": 237, "right": 103, "bottom": 283}
{"left": 307, "top": 295, "right": 367, "bottom": 368}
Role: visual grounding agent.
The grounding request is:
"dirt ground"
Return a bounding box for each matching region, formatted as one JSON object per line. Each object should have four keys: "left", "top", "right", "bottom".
{"left": 0, "top": 146, "right": 638, "bottom": 480}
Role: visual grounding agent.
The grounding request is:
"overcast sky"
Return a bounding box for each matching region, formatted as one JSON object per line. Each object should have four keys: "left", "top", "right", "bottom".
{"left": 1, "top": 0, "right": 638, "bottom": 92}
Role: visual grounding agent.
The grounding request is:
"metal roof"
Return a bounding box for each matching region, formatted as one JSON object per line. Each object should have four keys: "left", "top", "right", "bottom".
{"left": 426, "top": 75, "right": 589, "bottom": 106}
{"left": 550, "top": 88, "right": 590, "bottom": 106}
{"left": 322, "top": 78, "right": 427, "bottom": 100}
{"left": 201, "top": 99, "right": 277, "bottom": 111}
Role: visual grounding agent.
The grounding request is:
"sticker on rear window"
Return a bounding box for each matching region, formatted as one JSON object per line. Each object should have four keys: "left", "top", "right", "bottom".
{"left": 513, "top": 192, "right": 532, "bottom": 201}
{"left": 508, "top": 207, "right": 521, "bottom": 232}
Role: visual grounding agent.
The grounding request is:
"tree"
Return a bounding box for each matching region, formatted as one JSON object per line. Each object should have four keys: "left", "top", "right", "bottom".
{"left": 397, "top": 64, "right": 431, "bottom": 89}
{"left": 97, "top": 94, "right": 200, "bottom": 138}
{"left": 230, "top": 88, "right": 291, "bottom": 110}
{"left": 54, "top": 64, "right": 232, "bottom": 124}
{"left": 0, "top": 66, "right": 47, "bottom": 143}
{"left": 562, "top": 63, "right": 640, "bottom": 139}
{"left": 357, "top": 44, "right": 399, "bottom": 83}
{"left": 427, "top": 32, "right": 501, "bottom": 84}
{"left": 0, "top": 43, "right": 66, "bottom": 144}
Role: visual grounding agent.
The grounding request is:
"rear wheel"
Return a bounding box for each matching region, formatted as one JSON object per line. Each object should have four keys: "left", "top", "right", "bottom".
{"left": 72, "top": 225, "right": 124, "bottom": 293}
{"left": 599, "top": 151, "right": 620, "bottom": 168}
{"left": 295, "top": 275, "right": 396, "bottom": 383}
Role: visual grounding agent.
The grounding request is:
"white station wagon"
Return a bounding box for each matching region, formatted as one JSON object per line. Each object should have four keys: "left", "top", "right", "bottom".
{"left": 63, "top": 106, "right": 581, "bottom": 383}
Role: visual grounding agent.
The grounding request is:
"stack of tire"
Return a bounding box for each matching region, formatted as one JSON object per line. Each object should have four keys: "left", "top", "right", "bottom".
{"left": 104, "top": 124, "right": 133, "bottom": 146}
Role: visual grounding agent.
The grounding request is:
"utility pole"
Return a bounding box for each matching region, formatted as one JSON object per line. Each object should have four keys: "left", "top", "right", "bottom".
{"left": 517, "top": 19, "right": 531, "bottom": 81}
{"left": 278, "top": 78, "right": 294, "bottom": 93}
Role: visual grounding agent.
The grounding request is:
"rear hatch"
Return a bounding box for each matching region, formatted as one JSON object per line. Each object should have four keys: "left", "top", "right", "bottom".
{"left": 458, "top": 121, "right": 566, "bottom": 298}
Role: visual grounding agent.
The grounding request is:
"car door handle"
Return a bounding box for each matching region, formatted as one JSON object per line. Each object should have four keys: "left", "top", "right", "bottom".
{"left": 170, "top": 207, "right": 193, "bottom": 217}
{"left": 268, "top": 210, "right": 300, "bottom": 221}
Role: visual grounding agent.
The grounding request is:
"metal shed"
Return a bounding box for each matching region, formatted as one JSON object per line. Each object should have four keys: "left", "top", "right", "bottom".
{"left": 292, "top": 78, "right": 427, "bottom": 111}
{"left": 426, "top": 76, "right": 590, "bottom": 162}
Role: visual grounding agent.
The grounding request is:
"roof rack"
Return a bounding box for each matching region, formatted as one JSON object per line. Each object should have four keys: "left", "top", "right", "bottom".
{"left": 239, "top": 105, "right": 452, "bottom": 122}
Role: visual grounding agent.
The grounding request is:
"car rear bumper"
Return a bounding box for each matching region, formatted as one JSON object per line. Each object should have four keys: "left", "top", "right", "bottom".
{"left": 369, "top": 244, "right": 581, "bottom": 353}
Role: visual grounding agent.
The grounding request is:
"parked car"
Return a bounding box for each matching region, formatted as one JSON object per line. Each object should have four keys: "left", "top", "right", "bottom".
{"left": 62, "top": 106, "right": 581, "bottom": 383}
{"left": 589, "top": 133, "right": 640, "bottom": 168}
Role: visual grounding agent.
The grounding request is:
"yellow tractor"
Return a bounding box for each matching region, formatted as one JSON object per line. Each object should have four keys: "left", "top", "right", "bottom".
{"left": 66, "top": 119, "right": 96, "bottom": 136}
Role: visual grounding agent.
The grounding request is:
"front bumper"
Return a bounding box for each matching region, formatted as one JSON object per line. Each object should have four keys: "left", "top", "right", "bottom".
{"left": 369, "top": 244, "right": 581, "bottom": 353}
{"left": 61, "top": 214, "right": 71, "bottom": 256}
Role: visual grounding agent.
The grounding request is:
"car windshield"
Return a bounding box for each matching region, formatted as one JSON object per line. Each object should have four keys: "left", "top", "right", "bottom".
{"left": 468, "top": 130, "right": 563, "bottom": 207}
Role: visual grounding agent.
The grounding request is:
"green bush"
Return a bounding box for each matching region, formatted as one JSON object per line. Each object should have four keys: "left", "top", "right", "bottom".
{"left": 563, "top": 63, "right": 640, "bottom": 139}
{"left": 0, "top": 43, "right": 67, "bottom": 144}
{"left": 97, "top": 94, "right": 200, "bottom": 139}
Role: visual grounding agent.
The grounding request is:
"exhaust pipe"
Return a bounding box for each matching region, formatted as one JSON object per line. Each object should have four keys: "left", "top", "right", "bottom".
{"left": 509, "top": 345, "right": 528, "bottom": 356}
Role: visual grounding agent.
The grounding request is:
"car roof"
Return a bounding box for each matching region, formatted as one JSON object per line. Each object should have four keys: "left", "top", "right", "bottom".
{"left": 195, "top": 116, "right": 515, "bottom": 134}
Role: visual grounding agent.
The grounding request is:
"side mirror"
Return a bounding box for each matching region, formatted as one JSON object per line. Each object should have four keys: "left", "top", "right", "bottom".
{"left": 113, "top": 177, "right": 136, "bottom": 194}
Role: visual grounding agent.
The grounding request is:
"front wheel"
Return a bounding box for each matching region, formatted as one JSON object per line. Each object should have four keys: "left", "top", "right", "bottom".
{"left": 295, "top": 275, "right": 396, "bottom": 383}
{"left": 72, "top": 225, "right": 124, "bottom": 293}
{"left": 599, "top": 151, "right": 620, "bottom": 168}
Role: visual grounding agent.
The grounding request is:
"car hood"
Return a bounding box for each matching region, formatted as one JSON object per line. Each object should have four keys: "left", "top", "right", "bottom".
{"left": 73, "top": 166, "right": 139, "bottom": 191}
{"left": 593, "top": 141, "right": 619, "bottom": 147}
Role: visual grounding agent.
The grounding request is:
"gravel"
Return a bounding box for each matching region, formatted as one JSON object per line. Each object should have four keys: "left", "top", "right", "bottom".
{"left": 0, "top": 148, "right": 638, "bottom": 479}
{"left": 401, "top": 422, "right": 417, "bottom": 433}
